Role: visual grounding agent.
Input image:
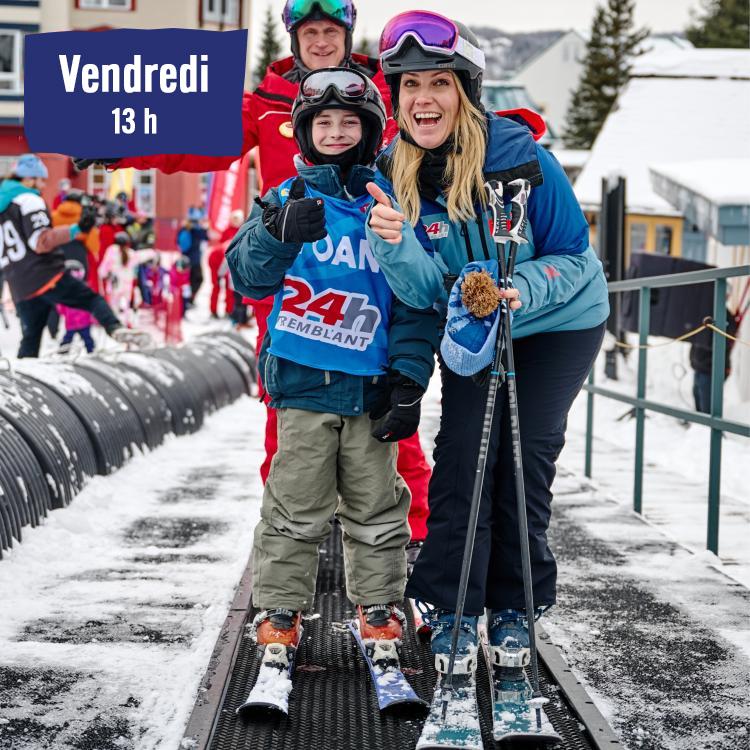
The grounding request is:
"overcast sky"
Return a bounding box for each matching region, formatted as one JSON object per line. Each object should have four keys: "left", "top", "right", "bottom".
{"left": 249, "top": 0, "right": 701, "bottom": 63}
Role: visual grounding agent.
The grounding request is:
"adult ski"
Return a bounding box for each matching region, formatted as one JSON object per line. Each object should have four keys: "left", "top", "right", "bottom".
{"left": 348, "top": 621, "right": 428, "bottom": 712}
{"left": 416, "top": 672, "right": 483, "bottom": 750}
{"left": 479, "top": 620, "right": 559, "bottom": 745}
{"left": 236, "top": 639, "right": 300, "bottom": 717}
{"left": 489, "top": 670, "right": 559, "bottom": 745}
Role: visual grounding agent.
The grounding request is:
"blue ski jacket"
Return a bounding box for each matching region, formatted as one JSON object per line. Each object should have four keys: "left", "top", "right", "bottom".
{"left": 226, "top": 160, "right": 438, "bottom": 416}
{"left": 365, "top": 112, "right": 610, "bottom": 338}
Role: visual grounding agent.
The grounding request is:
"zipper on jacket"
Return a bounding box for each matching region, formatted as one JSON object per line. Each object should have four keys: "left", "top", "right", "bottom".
{"left": 325, "top": 371, "right": 331, "bottom": 385}
{"left": 460, "top": 222, "right": 475, "bottom": 263}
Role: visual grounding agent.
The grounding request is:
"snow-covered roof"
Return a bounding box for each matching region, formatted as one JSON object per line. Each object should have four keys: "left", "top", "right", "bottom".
{"left": 551, "top": 148, "right": 590, "bottom": 169}
{"left": 574, "top": 50, "right": 750, "bottom": 215}
{"left": 649, "top": 158, "right": 750, "bottom": 244}
{"left": 632, "top": 47, "right": 750, "bottom": 79}
{"left": 650, "top": 159, "right": 750, "bottom": 206}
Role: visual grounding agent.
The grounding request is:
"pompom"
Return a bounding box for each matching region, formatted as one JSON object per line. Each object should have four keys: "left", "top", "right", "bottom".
{"left": 461, "top": 270, "right": 501, "bottom": 318}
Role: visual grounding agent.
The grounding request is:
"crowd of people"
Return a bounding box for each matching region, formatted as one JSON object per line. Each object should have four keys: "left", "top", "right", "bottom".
{"left": 2, "top": 0, "right": 615, "bottom": 690}
{"left": 0, "top": 163, "right": 252, "bottom": 356}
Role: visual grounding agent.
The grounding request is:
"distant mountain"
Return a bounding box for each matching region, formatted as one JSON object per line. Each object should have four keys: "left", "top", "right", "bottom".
{"left": 470, "top": 27, "right": 567, "bottom": 80}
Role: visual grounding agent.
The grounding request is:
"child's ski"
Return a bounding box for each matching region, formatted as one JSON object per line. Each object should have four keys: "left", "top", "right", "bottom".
{"left": 348, "top": 621, "right": 428, "bottom": 712}
{"left": 236, "top": 640, "right": 299, "bottom": 717}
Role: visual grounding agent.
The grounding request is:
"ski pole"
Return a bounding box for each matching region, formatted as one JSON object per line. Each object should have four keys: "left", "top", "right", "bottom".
{"left": 439, "top": 180, "right": 528, "bottom": 720}
{"left": 490, "top": 178, "right": 546, "bottom": 729}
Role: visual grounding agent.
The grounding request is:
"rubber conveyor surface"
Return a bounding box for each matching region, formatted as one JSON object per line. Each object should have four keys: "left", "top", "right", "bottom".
{"left": 208, "top": 525, "right": 597, "bottom": 750}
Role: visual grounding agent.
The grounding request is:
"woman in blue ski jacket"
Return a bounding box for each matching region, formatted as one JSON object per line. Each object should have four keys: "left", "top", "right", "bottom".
{"left": 226, "top": 67, "right": 438, "bottom": 660}
{"left": 366, "top": 12, "right": 610, "bottom": 672}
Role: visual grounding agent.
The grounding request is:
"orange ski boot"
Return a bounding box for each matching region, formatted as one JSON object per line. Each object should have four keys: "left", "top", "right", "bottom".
{"left": 356, "top": 603, "right": 406, "bottom": 667}
{"left": 253, "top": 608, "right": 302, "bottom": 662}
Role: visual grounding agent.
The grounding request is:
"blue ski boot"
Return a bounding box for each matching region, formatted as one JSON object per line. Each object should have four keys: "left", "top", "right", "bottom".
{"left": 488, "top": 609, "right": 530, "bottom": 670}
{"left": 430, "top": 610, "right": 478, "bottom": 674}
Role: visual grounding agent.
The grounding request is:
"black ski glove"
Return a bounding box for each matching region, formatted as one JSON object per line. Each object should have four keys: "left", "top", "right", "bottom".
{"left": 370, "top": 373, "right": 425, "bottom": 443}
{"left": 78, "top": 205, "right": 98, "bottom": 233}
{"left": 261, "top": 177, "right": 326, "bottom": 244}
{"left": 72, "top": 157, "right": 120, "bottom": 171}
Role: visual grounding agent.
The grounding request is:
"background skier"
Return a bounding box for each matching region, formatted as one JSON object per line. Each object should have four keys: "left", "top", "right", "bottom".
{"left": 0, "top": 154, "right": 128, "bottom": 358}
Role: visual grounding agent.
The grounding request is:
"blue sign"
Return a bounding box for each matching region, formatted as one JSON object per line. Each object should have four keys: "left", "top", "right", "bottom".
{"left": 24, "top": 29, "right": 247, "bottom": 158}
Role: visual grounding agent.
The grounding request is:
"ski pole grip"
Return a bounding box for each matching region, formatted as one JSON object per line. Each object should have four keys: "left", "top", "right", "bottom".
{"left": 506, "top": 179, "right": 531, "bottom": 245}
{"left": 484, "top": 180, "right": 511, "bottom": 242}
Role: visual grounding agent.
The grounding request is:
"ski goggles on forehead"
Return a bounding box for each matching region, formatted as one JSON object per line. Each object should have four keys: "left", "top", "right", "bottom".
{"left": 379, "top": 11, "right": 485, "bottom": 69}
{"left": 282, "top": 0, "right": 354, "bottom": 30}
{"left": 300, "top": 69, "right": 370, "bottom": 103}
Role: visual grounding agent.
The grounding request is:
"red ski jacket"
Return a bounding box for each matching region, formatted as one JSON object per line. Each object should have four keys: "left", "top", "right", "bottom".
{"left": 115, "top": 54, "right": 397, "bottom": 194}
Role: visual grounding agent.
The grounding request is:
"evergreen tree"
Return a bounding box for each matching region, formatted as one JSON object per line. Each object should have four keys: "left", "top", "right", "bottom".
{"left": 254, "top": 5, "right": 285, "bottom": 84}
{"left": 354, "top": 35, "right": 374, "bottom": 57}
{"left": 563, "top": 0, "right": 649, "bottom": 149}
{"left": 686, "top": 0, "right": 750, "bottom": 48}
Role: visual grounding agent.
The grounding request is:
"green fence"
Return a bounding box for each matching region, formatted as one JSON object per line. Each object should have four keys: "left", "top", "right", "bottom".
{"left": 583, "top": 264, "right": 750, "bottom": 554}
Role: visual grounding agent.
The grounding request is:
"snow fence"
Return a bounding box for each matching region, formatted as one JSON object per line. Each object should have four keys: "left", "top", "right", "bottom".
{"left": 0, "top": 331, "right": 256, "bottom": 559}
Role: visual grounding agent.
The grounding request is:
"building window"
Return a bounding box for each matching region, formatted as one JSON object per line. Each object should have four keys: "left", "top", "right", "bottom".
{"left": 630, "top": 223, "right": 647, "bottom": 253}
{"left": 0, "top": 31, "right": 23, "bottom": 93}
{"left": 654, "top": 224, "right": 673, "bottom": 255}
{"left": 78, "top": 0, "right": 135, "bottom": 10}
{"left": 202, "top": 0, "right": 240, "bottom": 25}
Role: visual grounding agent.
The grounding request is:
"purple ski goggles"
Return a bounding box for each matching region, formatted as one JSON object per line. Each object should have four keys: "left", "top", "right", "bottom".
{"left": 379, "top": 10, "right": 485, "bottom": 69}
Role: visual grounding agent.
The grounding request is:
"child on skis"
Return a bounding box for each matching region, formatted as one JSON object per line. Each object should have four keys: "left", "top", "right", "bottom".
{"left": 227, "top": 67, "right": 438, "bottom": 661}
{"left": 57, "top": 260, "right": 95, "bottom": 353}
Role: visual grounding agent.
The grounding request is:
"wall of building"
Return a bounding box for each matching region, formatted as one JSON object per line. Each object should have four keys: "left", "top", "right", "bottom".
{"left": 587, "top": 211, "right": 695, "bottom": 266}
{"left": 512, "top": 32, "right": 586, "bottom": 135}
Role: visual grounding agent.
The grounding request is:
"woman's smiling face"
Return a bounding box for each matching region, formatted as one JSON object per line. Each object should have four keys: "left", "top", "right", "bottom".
{"left": 399, "top": 70, "right": 460, "bottom": 149}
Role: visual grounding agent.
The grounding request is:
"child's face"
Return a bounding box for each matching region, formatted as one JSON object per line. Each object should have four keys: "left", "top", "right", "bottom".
{"left": 311, "top": 109, "right": 362, "bottom": 155}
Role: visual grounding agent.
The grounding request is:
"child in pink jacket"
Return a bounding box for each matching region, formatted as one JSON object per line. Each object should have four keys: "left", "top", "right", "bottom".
{"left": 57, "top": 261, "right": 95, "bottom": 352}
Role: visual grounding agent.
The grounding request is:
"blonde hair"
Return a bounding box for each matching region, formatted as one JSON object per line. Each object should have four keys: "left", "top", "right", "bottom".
{"left": 390, "top": 73, "right": 487, "bottom": 225}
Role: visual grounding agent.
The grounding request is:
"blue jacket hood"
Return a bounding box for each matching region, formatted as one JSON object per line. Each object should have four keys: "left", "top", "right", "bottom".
{"left": 0, "top": 179, "right": 38, "bottom": 213}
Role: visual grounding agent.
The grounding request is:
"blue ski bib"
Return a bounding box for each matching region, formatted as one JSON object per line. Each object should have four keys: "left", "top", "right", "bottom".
{"left": 268, "top": 179, "right": 392, "bottom": 376}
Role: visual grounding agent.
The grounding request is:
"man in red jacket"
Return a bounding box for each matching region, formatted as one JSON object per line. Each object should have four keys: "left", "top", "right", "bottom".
{"left": 74, "top": 0, "right": 431, "bottom": 557}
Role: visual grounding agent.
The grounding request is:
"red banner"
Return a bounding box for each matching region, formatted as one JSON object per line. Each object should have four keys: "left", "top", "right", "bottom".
{"left": 207, "top": 153, "right": 250, "bottom": 234}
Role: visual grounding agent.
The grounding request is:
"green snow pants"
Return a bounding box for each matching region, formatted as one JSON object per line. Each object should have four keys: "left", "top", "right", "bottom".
{"left": 252, "top": 407, "right": 412, "bottom": 612}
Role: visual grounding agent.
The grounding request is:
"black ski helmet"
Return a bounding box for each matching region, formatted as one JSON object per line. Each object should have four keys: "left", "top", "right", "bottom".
{"left": 292, "top": 67, "right": 386, "bottom": 166}
{"left": 379, "top": 14, "right": 485, "bottom": 113}
{"left": 282, "top": 0, "right": 357, "bottom": 64}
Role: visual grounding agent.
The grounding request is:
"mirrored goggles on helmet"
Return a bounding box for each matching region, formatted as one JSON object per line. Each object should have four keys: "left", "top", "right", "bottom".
{"left": 379, "top": 11, "right": 485, "bottom": 70}
{"left": 299, "top": 68, "right": 372, "bottom": 105}
{"left": 282, "top": 0, "right": 354, "bottom": 31}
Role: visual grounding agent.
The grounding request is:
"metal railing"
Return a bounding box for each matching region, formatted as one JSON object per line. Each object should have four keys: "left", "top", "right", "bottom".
{"left": 583, "top": 264, "right": 750, "bottom": 554}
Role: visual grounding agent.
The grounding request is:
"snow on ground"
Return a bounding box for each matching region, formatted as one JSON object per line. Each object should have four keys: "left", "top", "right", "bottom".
{"left": 0, "top": 389, "right": 265, "bottom": 750}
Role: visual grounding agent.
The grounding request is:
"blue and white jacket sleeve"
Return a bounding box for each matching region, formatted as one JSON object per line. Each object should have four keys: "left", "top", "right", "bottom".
{"left": 225, "top": 188, "right": 301, "bottom": 300}
{"left": 365, "top": 181, "right": 448, "bottom": 310}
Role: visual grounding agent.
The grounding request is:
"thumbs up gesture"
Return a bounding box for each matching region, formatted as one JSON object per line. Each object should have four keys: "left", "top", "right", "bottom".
{"left": 263, "top": 177, "right": 326, "bottom": 244}
{"left": 366, "top": 182, "right": 406, "bottom": 245}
